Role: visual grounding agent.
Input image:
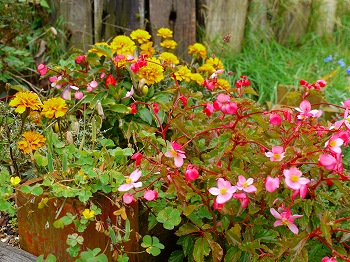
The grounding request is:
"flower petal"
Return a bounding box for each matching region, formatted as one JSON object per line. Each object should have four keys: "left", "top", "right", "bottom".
{"left": 118, "top": 184, "right": 133, "bottom": 192}
{"left": 288, "top": 223, "right": 299, "bottom": 234}
{"left": 216, "top": 193, "right": 232, "bottom": 204}
{"left": 209, "top": 187, "right": 220, "bottom": 196}
{"left": 270, "top": 208, "right": 282, "bottom": 219}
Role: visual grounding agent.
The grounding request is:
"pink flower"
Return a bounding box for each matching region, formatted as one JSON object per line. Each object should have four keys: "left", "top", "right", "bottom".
{"left": 209, "top": 178, "right": 237, "bottom": 204}
{"left": 210, "top": 69, "right": 224, "bottom": 79}
{"left": 318, "top": 154, "right": 337, "bottom": 170}
{"left": 131, "top": 152, "right": 143, "bottom": 166}
{"left": 292, "top": 184, "right": 308, "bottom": 199}
{"left": 61, "top": 86, "right": 71, "bottom": 100}
{"left": 124, "top": 86, "right": 134, "bottom": 99}
{"left": 269, "top": 114, "right": 282, "bottom": 125}
{"left": 123, "top": 193, "right": 134, "bottom": 204}
{"left": 144, "top": 190, "right": 158, "bottom": 201}
{"left": 75, "top": 55, "right": 86, "bottom": 64}
{"left": 336, "top": 130, "right": 349, "bottom": 146}
{"left": 213, "top": 94, "right": 237, "bottom": 114}
{"left": 236, "top": 175, "right": 257, "bottom": 193}
{"left": 331, "top": 109, "right": 350, "bottom": 130}
{"left": 265, "top": 146, "right": 285, "bottom": 162}
{"left": 184, "top": 164, "right": 199, "bottom": 182}
{"left": 118, "top": 170, "right": 142, "bottom": 191}
{"left": 203, "top": 103, "right": 214, "bottom": 117}
{"left": 325, "top": 135, "right": 344, "bottom": 154}
{"left": 341, "top": 98, "right": 350, "bottom": 109}
{"left": 202, "top": 79, "right": 216, "bottom": 90}
{"left": 87, "top": 80, "right": 98, "bottom": 92}
{"left": 295, "top": 100, "right": 322, "bottom": 119}
{"left": 213, "top": 198, "right": 224, "bottom": 210}
{"left": 49, "top": 76, "right": 62, "bottom": 89}
{"left": 165, "top": 142, "right": 186, "bottom": 167}
{"left": 37, "top": 63, "right": 47, "bottom": 76}
{"left": 322, "top": 257, "right": 337, "bottom": 262}
{"left": 265, "top": 176, "right": 280, "bottom": 192}
{"left": 74, "top": 91, "right": 84, "bottom": 100}
{"left": 233, "top": 192, "right": 249, "bottom": 208}
{"left": 270, "top": 208, "right": 303, "bottom": 234}
{"left": 283, "top": 167, "right": 310, "bottom": 190}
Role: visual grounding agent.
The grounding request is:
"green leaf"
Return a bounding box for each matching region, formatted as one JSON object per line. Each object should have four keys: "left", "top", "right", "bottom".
{"left": 141, "top": 235, "right": 152, "bottom": 248}
{"left": 250, "top": 114, "right": 268, "bottom": 130}
{"left": 46, "top": 254, "right": 57, "bottom": 262}
{"left": 53, "top": 219, "right": 64, "bottom": 229}
{"left": 33, "top": 151, "right": 48, "bottom": 167}
{"left": 108, "top": 104, "right": 130, "bottom": 114}
{"left": 31, "top": 186, "right": 44, "bottom": 196}
{"left": 91, "top": 44, "right": 113, "bottom": 58}
{"left": 20, "top": 185, "right": 31, "bottom": 194}
{"left": 36, "top": 255, "right": 44, "bottom": 262}
{"left": 168, "top": 250, "right": 185, "bottom": 262}
{"left": 156, "top": 207, "right": 181, "bottom": 230}
{"left": 193, "top": 237, "right": 210, "bottom": 262}
{"left": 255, "top": 229, "right": 278, "bottom": 243}
{"left": 109, "top": 227, "right": 117, "bottom": 245}
{"left": 40, "top": 0, "right": 50, "bottom": 8}
{"left": 137, "top": 108, "right": 153, "bottom": 125}
{"left": 225, "top": 247, "right": 241, "bottom": 262}
{"left": 149, "top": 246, "right": 161, "bottom": 256}
{"left": 242, "top": 87, "right": 259, "bottom": 96}
{"left": 211, "top": 242, "right": 223, "bottom": 262}
{"left": 175, "top": 224, "right": 200, "bottom": 236}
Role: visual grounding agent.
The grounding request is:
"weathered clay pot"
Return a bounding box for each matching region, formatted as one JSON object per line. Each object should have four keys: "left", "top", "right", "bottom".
{"left": 16, "top": 179, "right": 139, "bottom": 262}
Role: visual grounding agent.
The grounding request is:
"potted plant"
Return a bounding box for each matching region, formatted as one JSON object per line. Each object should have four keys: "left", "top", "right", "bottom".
{"left": 1, "top": 27, "right": 350, "bottom": 261}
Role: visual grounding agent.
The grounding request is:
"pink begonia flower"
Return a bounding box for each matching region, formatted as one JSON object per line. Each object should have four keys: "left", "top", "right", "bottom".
{"left": 213, "top": 94, "right": 237, "bottom": 115}
{"left": 87, "top": 80, "right": 98, "bottom": 92}
{"left": 49, "top": 76, "right": 63, "bottom": 89}
{"left": 203, "top": 103, "right": 214, "bottom": 117}
{"left": 209, "top": 178, "right": 237, "bottom": 204}
{"left": 37, "top": 63, "right": 47, "bottom": 76}
{"left": 269, "top": 113, "right": 282, "bottom": 126}
{"left": 75, "top": 55, "right": 86, "bottom": 64}
{"left": 325, "top": 135, "right": 344, "bottom": 154}
{"left": 184, "top": 164, "right": 199, "bottom": 182}
{"left": 341, "top": 98, "right": 350, "bottom": 109}
{"left": 283, "top": 167, "right": 310, "bottom": 190}
{"left": 202, "top": 78, "right": 217, "bottom": 90}
{"left": 292, "top": 184, "right": 308, "bottom": 199}
{"left": 74, "top": 91, "right": 84, "bottom": 100}
{"left": 131, "top": 152, "right": 143, "bottom": 166}
{"left": 144, "top": 190, "right": 158, "bottom": 201}
{"left": 100, "top": 71, "right": 106, "bottom": 78}
{"left": 265, "top": 176, "right": 280, "bottom": 192}
{"left": 118, "top": 170, "right": 142, "bottom": 191}
{"left": 124, "top": 86, "right": 134, "bottom": 99}
{"left": 265, "top": 146, "right": 285, "bottom": 162}
{"left": 318, "top": 154, "right": 337, "bottom": 170}
{"left": 236, "top": 175, "right": 257, "bottom": 193}
{"left": 210, "top": 69, "right": 224, "bottom": 79}
{"left": 123, "top": 193, "right": 134, "bottom": 204}
{"left": 331, "top": 109, "right": 350, "bottom": 130}
{"left": 233, "top": 192, "right": 249, "bottom": 208}
{"left": 165, "top": 142, "right": 186, "bottom": 167}
{"left": 213, "top": 198, "right": 224, "bottom": 210}
{"left": 270, "top": 208, "right": 303, "bottom": 234}
{"left": 322, "top": 257, "right": 337, "bottom": 262}
{"left": 336, "top": 130, "right": 349, "bottom": 146}
{"left": 295, "top": 100, "right": 322, "bottom": 119}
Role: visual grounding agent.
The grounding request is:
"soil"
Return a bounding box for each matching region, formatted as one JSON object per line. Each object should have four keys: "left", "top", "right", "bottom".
{"left": 0, "top": 212, "right": 19, "bottom": 248}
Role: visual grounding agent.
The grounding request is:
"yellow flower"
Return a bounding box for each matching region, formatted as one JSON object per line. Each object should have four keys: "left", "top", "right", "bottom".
{"left": 82, "top": 209, "right": 95, "bottom": 220}
{"left": 216, "top": 78, "right": 231, "bottom": 89}
{"left": 140, "top": 41, "right": 155, "bottom": 57}
{"left": 199, "top": 57, "right": 224, "bottom": 74}
{"left": 160, "top": 40, "right": 177, "bottom": 49}
{"left": 190, "top": 73, "right": 204, "bottom": 85}
{"left": 188, "top": 43, "right": 207, "bottom": 59}
{"left": 10, "top": 176, "right": 21, "bottom": 187}
{"left": 41, "top": 97, "right": 68, "bottom": 118}
{"left": 158, "top": 52, "right": 179, "bottom": 65}
{"left": 175, "top": 66, "right": 192, "bottom": 82}
{"left": 17, "top": 131, "right": 46, "bottom": 154}
{"left": 130, "top": 29, "right": 151, "bottom": 44}
{"left": 110, "top": 35, "right": 136, "bottom": 55}
{"left": 138, "top": 57, "right": 164, "bottom": 85}
{"left": 88, "top": 42, "right": 110, "bottom": 57}
{"left": 157, "top": 28, "right": 173, "bottom": 38}
{"left": 9, "top": 91, "right": 42, "bottom": 114}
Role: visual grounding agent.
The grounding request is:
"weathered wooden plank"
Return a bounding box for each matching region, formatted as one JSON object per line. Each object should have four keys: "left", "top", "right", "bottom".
{"left": 247, "top": 0, "right": 273, "bottom": 40}
{"left": 206, "top": 0, "right": 249, "bottom": 54}
{"left": 149, "top": 0, "right": 196, "bottom": 61}
{"left": 313, "top": 0, "right": 337, "bottom": 37}
{"left": 0, "top": 242, "right": 37, "bottom": 262}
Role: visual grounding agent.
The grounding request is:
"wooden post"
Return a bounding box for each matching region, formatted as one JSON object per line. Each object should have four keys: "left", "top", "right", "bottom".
{"left": 247, "top": 0, "right": 273, "bottom": 41}
{"left": 59, "top": 0, "right": 93, "bottom": 51}
{"left": 205, "top": 0, "right": 249, "bottom": 54}
{"left": 313, "top": 0, "right": 337, "bottom": 37}
{"left": 149, "top": 0, "right": 196, "bottom": 61}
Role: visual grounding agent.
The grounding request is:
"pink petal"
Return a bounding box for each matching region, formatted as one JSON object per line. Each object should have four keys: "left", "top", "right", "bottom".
{"left": 243, "top": 185, "right": 257, "bottom": 193}
{"left": 132, "top": 182, "right": 142, "bottom": 188}
{"left": 174, "top": 156, "right": 184, "bottom": 167}
{"left": 209, "top": 187, "right": 220, "bottom": 196}
{"left": 265, "top": 152, "right": 274, "bottom": 157}
{"left": 216, "top": 193, "right": 232, "bottom": 204}
{"left": 299, "top": 178, "right": 310, "bottom": 185}
{"left": 238, "top": 175, "right": 246, "bottom": 184}
{"left": 217, "top": 178, "right": 227, "bottom": 189}
{"left": 118, "top": 184, "right": 133, "bottom": 192}
{"left": 272, "top": 146, "right": 284, "bottom": 154}
{"left": 227, "top": 186, "right": 237, "bottom": 194}
{"left": 273, "top": 220, "right": 282, "bottom": 227}
{"left": 270, "top": 208, "right": 282, "bottom": 219}
{"left": 299, "top": 100, "right": 311, "bottom": 112}
{"left": 246, "top": 178, "right": 254, "bottom": 185}
{"left": 165, "top": 151, "right": 173, "bottom": 158}
{"left": 288, "top": 223, "right": 299, "bottom": 234}
{"left": 130, "top": 170, "right": 141, "bottom": 181}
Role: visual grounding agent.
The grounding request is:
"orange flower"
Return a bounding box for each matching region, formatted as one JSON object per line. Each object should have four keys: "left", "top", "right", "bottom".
{"left": 140, "top": 41, "right": 155, "bottom": 57}
{"left": 41, "top": 97, "right": 68, "bottom": 118}
{"left": 17, "top": 131, "right": 46, "bottom": 154}
{"left": 9, "top": 91, "right": 42, "bottom": 114}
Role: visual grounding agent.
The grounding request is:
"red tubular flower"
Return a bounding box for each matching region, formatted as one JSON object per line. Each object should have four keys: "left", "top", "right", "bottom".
{"left": 105, "top": 74, "right": 117, "bottom": 89}
{"left": 179, "top": 95, "right": 187, "bottom": 107}
{"left": 131, "top": 103, "right": 137, "bottom": 114}
{"left": 131, "top": 152, "right": 143, "bottom": 165}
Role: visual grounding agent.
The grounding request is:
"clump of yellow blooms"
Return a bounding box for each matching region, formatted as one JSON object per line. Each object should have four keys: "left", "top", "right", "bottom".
{"left": 9, "top": 91, "right": 42, "bottom": 114}
{"left": 159, "top": 52, "right": 180, "bottom": 65}
{"left": 17, "top": 131, "right": 46, "bottom": 154}
{"left": 41, "top": 97, "right": 68, "bottom": 119}
{"left": 160, "top": 39, "right": 178, "bottom": 50}
{"left": 188, "top": 43, "right": 207, "bottom": 59}
{"left": 138, "top": 57, "right": 164, "bottom": 85}
{"left": 174, "top": 66, "right": 192, "bottom": 82}
{"left": 157, "top": 28, "right": 173, "bottom": 38}
{"left": 130, "top": 29, "right": 151, "bottom": 44}
{"left": 10, "top": 176, "right": 21, "bottom": 187}
{"left": 82, "top": 209, "right": 95, "bottom": 220}
{"left": 110, "top": 35, "right": 136, "bottom": 55}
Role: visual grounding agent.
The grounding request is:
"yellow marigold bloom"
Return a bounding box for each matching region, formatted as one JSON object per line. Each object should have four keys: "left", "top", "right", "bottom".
{"left": 138, "top": 57, "right": 164, "bottom": 85}
{"left": 10, "top": 176, "right": 21, "bottom": 187}
{"left": 198, "top": 63, "right": 215, "bottom": 74}
{"left": 29, "top": 111, "right": 42, "bottom": 125}
{"left": 190, "top": 73, "right": 204, "bottom": 85}
{"left": 205, "top": 57, "right": 224, "bottom": 72}
{"left": 159, "top": 52, "right": 179, "bottom": 65}
{"left": 160, "top": 39, "right": 177, "bottom": 49}
{"left": 17, "top": 131, "right": 46, "bottom": 154}
{"left": 110, "top": 35, "right": 136, "bottom": 55}
{"left": 130, "top": 29, "right": 151, "bottom": 44}
{"left": 188, "top": 43, "right": 207, "bottom": 59}
{"left": 157, "top": 27, "right": 173, "bottom": 38}
{"left": 216, "top": 78, "right": 231, "bottom": 89}
{"left": 88, "top": 42, "right": 110, "bottom": 57}
{"left": 9, "top": 91, "right": 42, "bottom": 114}
{"left": 41, "top": 97, "right": 68, "bottom": 118}
{"left": 175, "top": 66, "right": 192, "bottom": 82}
{"left": 140, "top": 41, "right": 155, "bottom": 57}
{"left": 82, "top": 209, "right": 95, "bottom": 220}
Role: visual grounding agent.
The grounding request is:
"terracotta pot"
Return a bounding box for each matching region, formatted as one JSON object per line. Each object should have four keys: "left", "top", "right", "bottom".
{"left": 16, "top": 179, "right": 139, "bottom": 262}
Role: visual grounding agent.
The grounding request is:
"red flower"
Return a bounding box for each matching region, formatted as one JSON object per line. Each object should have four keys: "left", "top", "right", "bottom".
{"left": 131, "top": 103, "right": 137, "bottom": 114}
{"left": 105, "top": 74, "right": 117, "bottom": 89}
{"left": 131, "top": 152, "right": 143, "bottom": 166}
{"left": 179, "top": 95, "right": 187, "bottom": 107}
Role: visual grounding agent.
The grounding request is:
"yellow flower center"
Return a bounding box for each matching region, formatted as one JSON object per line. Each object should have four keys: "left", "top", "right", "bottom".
{"left": 281, "top": 218, "right": 290, "bottom": 226}
{"left": 243, "top": 181, "right": 249, "bottom": 187}
{"left": 220, "top": 188, "right": 227, "bottom": 194}
{"left": 125, "top": 178, "right": 132, "bottom": 184}
{"left": 329, "top": 140, "right": 337, "bottom": 147}
{"left": 346, "top": 116, "right": 350, "bottom": 122}
{"left": 290, "top": 175, "right": 299, "bottom": 183}
{"left": 273, "top": 153, "right": 281, "bottom": 159}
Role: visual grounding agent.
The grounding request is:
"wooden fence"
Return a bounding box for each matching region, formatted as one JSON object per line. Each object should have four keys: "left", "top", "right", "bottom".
{"left": 50, "top": 0, "right": 348, "bottom": 60}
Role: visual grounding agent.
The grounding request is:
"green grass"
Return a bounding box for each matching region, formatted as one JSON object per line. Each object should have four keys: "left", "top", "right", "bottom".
{"left": 218, "top": 15, "right": 350, "bottom": 107}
